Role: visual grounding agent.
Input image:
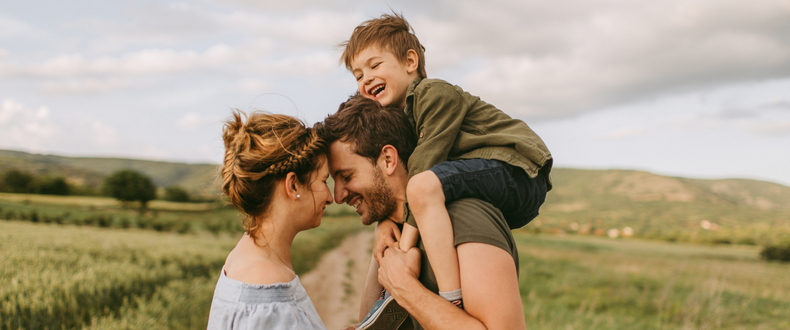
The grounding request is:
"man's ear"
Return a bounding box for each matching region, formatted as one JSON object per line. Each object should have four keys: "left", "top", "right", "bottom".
{"left": 378, "top": 145, "right": 401, "bottom": 176}
{"left": 405, "top": 49, "right": 419, "bottom": 74}
{"left": 283, "top": 172, "right": 300, "bottom": 200}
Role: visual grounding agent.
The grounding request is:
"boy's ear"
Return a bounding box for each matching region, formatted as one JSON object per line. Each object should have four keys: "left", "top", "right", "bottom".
{"left": 405, "top": 49, "right": 419, "bottom": 74}
{"left": 378, "top": 145, "right": 401, "bottom": 176}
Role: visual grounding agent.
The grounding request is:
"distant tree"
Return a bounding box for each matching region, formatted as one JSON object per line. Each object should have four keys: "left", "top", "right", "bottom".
{"left": 2, "top": 170, "right": 35, "bottom": 193}
{"left": 102, "top": 170, "right": 157, "bottom": 208}
{"left": 761, "top": 243, "right": 790, "bottom": 262}
{"left": 37, "top": 177, "right": 70, "bottom": 195}
{"left": 163, "top": 186, "right": 190, "bottom": 202}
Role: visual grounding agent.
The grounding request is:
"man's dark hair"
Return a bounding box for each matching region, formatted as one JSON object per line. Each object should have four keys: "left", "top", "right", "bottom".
{"left": 316, "top": 95, "right": 416, "bottom": 165}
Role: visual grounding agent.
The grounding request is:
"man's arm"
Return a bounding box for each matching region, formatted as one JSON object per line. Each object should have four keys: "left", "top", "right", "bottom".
{"left": 378, "top": 243, "right": 525, "bottom": 330}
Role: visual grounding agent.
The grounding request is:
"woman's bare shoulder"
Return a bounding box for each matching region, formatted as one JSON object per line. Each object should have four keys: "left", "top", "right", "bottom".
{"left": 224, "top": 245, "right": 294, "bottom": 285}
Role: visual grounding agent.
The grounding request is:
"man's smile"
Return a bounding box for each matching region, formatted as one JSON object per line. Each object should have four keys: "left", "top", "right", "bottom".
{"left": 348, "top": 195, "right": 362, "bottom": 212}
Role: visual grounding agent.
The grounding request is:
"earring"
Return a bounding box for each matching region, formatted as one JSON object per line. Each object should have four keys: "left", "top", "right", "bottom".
{"left": 297, "top": 194, "right": 301, "bottom": 198}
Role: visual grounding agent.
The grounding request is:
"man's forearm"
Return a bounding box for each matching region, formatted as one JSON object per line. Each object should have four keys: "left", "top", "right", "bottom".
{"left": 359, "top": 255, "right": 383, "bottom": 322}
{"left": 387, "top": 270, "right": 488, "bottom": 330}
{"left": 378, "top": 247, "right": 490, "bottom": 330}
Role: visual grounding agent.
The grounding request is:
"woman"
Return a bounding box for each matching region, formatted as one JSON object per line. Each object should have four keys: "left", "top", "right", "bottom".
{"left": 207, "top": 111, "right": 332, "bottom": 330}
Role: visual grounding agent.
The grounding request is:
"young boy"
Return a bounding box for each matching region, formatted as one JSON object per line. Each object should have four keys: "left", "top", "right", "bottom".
{"left": 341, "top": 12, "right": 552, "bottom": 327}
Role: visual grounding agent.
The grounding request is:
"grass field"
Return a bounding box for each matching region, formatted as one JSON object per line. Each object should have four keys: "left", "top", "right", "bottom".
{"left": 3, "top": 191, "right": 790, "bottom": 329}
{"left": 514, "top": 232, "right": 790, "bottom": 329}
{"left": 0, "top": 192, "right": 354, "bottom": 236}
{"left": 1, "top": 217, "right": 364, "bottom": 330}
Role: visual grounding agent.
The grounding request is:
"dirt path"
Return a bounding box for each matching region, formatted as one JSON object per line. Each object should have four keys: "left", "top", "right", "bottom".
{"left": 301, "top": 230, "right": 374, "bottom": 330}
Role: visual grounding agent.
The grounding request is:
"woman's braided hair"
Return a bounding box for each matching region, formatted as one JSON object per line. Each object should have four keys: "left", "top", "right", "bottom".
{"left": 221, "top": 110, "right": 328, "bottom": 235}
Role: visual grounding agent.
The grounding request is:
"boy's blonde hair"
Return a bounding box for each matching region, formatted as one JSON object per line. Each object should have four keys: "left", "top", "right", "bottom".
{"left": 340, "top": 12, "right": 427, "bottom": 78}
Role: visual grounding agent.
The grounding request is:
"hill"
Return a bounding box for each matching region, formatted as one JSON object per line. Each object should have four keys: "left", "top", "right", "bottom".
{"left": 2, "top": 149, "right": 789, "bottom": 244}
{"left": 0, "top": 149, "right": 219, "bottom": 195}
{"left": 538, "top": 168, "right": 790, "bottom": 244}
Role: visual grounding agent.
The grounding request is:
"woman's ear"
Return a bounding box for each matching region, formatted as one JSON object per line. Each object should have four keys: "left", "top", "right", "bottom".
{"left": 283, "top": 172, "right": 300, "bottom": 200}
{"left": 378, "top": 145, "right": 400, "bottom": 176}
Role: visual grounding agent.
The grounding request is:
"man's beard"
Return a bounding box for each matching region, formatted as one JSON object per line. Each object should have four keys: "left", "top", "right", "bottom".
{"left": 361, "top": 166, "right": 397, "bottom": 225}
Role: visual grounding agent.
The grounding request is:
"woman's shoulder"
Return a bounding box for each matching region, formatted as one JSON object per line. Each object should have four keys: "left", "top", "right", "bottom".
{"left": 224, "top": 247, "right": 295, "bottom": 285}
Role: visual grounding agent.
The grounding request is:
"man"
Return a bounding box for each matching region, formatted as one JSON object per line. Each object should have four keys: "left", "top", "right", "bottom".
{"left": 317, "top": 97, "right": 526, "bottom": 330}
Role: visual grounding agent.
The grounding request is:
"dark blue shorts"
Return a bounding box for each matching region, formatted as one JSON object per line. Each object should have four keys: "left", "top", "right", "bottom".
{"left": 428, "top": 158, "right": 547, "bottom": 229}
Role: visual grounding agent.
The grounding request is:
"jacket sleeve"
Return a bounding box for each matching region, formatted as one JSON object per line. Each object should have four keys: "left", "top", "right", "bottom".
{"left": 407, "top": 82, "right": 469, "bottom": 178}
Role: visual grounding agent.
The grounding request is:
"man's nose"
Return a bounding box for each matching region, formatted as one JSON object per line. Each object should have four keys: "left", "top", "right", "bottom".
{"left": 334, "top": 184, "right": 347, "bottom": 204}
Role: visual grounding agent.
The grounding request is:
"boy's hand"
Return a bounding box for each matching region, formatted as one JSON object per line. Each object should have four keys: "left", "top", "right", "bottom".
{"left": 374, "top": 219, "right": 401, "bottom": 262}
{"left": 377, "top": 245, "right": 422, "bottom": 299}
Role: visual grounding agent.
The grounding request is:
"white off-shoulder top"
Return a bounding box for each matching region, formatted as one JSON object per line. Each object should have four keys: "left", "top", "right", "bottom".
{"left": 207, "top": 268, "right": 327, "bottom": 330}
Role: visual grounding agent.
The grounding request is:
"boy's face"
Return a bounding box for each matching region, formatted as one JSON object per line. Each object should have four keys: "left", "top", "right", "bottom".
{"left": 350, "top": 46, "right": 419, "bottom": 108}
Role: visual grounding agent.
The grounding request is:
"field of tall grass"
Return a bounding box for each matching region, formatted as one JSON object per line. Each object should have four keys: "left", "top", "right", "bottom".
{"left": 3, "top": 191, "right": 790, "bottom": 329}
{"left": 514, "top": 232, "right": 790, "bottom": 329}
{"left": 1, "top": 205, "right": 363, "bottom": 329}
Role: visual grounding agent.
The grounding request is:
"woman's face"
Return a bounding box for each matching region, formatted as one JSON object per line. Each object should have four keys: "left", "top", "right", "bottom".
{"left": 301, "top": 155, "right": 333, "bottom": 229}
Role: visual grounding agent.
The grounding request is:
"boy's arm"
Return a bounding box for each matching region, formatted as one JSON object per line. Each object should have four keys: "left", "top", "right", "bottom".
{"left": 407, "top": 82, "right": 469, "bottom": 178}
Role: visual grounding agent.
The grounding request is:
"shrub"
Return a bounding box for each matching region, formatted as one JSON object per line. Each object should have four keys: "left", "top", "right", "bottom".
{"left": 760, "top": 243, "right": 790, "bottom": 262}
{"left": 38, "top": 176, "right": 70, "bottom": 195}
{"left": 163, "top": 186, "right": 190, "bottom": 202}
{"left": 2, "top": 169, "right": 35, "bottom": 193}
{"left": 102, "top": 170, "right": 157, "bottom": 209}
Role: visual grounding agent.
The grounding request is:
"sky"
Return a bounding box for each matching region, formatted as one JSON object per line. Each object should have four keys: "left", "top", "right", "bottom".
{"left": 1, "top": 0, "right": 789, "bottom": 186}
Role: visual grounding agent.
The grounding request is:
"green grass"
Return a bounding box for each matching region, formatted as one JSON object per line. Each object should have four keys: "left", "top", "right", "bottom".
{"left": 4, "top": 181, "right": 790, "bottom": 329}
{"left": 0, "top": 192, "right": 243, "bottom": 234}
{"left": 1, "top": 218, "right": 364, "bottom": 330}
{"left": 514, "top": 232, "right": 790, "bottom": 329}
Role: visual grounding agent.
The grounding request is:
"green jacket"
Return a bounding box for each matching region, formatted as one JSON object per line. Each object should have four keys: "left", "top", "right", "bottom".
{"left": 403, "top": 78, "right": 552, "bottom": 227}
{"left": 402, "top": 77, "right": 553, "bottom": 225}
{"left": 404, "top": 77, "right": 553, "bottom": 182}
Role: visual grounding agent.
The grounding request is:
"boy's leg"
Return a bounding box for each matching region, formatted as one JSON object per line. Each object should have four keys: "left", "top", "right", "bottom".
{"left": 430, "top": 158, "right": 547, "bottom": 230}
{"left": 406, "top": 171, "right": 461, "bottom": 293}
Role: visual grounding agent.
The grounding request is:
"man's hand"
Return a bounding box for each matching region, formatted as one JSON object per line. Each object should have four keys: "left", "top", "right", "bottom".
{"left": 377, "top": 245, "right": 421, "bottom": 300}
{"left": 374, "top": 220, "right": 401, "bottom": 262}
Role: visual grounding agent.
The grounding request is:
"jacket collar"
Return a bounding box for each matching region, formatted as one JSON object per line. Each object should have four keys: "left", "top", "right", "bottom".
{"left": 405, "top": 77, "right": 423, "bottom": 108}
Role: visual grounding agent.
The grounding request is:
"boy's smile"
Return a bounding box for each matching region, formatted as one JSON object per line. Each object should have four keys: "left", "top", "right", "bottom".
{"left": 351, "top": 46, "right": 419, "bottom": 108}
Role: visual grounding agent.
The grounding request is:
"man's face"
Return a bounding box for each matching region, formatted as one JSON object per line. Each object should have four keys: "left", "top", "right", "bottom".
{"left": 350, "top": 45, "right": 416, "bottom": 108}
{"left": 328, "top": 140, "right": 397, "bottom": 225}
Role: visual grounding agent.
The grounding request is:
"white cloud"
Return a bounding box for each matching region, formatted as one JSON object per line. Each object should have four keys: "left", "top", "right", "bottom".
{"left": 238, "top": 78, "right": 273, "bottom": 93}
{"left": 0, "top": 99, "right": 56, "bottom": 151}
{"left": 597, "top": 127, "right": 647, "bottom": 141}
{"left": 748, "top": 121, "right": 790, "bottom": 137}
{"left": 18, "top": 44, "right": 236, "bottom": 78}
{"left": 251, "top": 51, "right": 337, "bottom": 75}
{"left": 177, "top": 113, "right": 219, "bottom": 131}
{"left": 0, "top": 98, "right": 122, "bottom": 152}
{"left": 90, "top": 120, "right": 118, "bottom": 147}
{"left": 0, "top": 14, "right": 44, "bottom": 38}
{"left": 40, "top": 78, "right": 130, "bottom": 95}
{"left": 432, "top": 0, "right": 790, "bottom": 118}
